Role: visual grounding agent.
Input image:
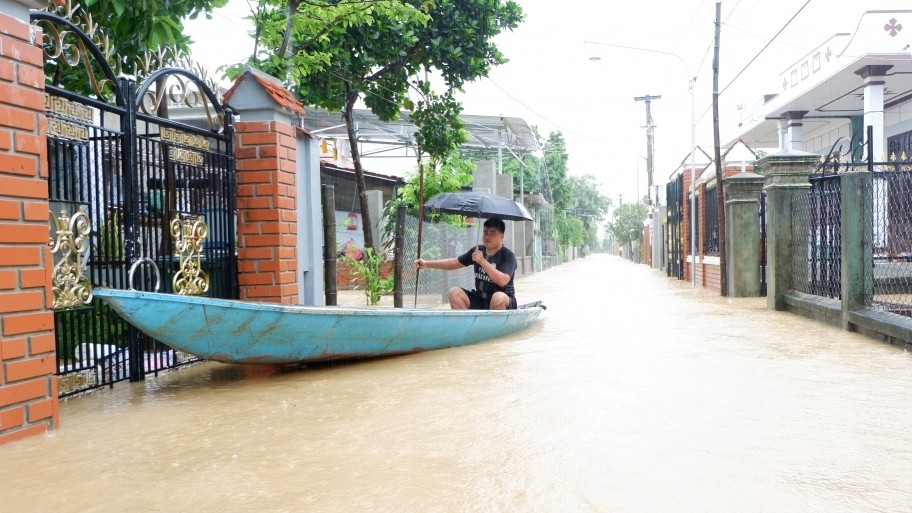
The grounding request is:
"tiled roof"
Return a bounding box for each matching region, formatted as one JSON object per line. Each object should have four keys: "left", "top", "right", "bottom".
{"left": 223, "top": 66, "right": 306, "bottom": 116}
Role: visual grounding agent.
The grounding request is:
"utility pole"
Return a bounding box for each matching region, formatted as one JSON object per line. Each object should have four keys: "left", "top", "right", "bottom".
{"left": 634, "top": 94, "right": 661, "bottom": 198}
{"left": 713, "top": 0, "right": 727, "bottom": 296}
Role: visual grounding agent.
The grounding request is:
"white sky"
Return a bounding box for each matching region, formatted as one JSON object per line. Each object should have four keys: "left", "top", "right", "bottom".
{"left": 186, "top": 0, "right": 912, "bottom": 203}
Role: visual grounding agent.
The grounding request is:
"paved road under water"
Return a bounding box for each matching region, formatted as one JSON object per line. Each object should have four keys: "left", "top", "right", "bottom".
{"left": 3, "top": 254, "right": 912, "bottom": 513}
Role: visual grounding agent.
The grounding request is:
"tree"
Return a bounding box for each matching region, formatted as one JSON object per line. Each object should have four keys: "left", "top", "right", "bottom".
{"left": 541, "top": 131, "right": 571, "bottom": 210}
{"left": 43, "top": 0, "right": 227, "bottom": 97}
{"left": 565, "top": 174, "right": 611, "bottom": 250}
{"left": 80, "top": 0, "right": 227, "bottom": 56}
{"left": 246, "top": 0, "right": 524, "bottom": 250}
{"left": 554, "top": 210, "right": 585, "bottom": 248}
{"left": 608, "top": 200, "right": 649, "bottom": 249}
{"left": 490, "top": 128, "right": 610, "bottom": 254}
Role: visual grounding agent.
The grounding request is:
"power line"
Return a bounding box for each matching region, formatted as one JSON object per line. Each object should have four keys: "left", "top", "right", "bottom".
{"left": 719, "top": 0, "right": 813, "bottom": 97}
{"left": 482, "top": 78, "right": 610, "bottom": 143}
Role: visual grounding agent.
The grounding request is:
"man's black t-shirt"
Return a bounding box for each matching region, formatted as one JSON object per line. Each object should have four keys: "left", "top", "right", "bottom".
{"left": 456, "top": 245, "right": 517, "bottom": 300}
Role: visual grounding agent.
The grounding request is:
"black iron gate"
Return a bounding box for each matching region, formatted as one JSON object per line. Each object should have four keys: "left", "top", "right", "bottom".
{"left": 34, "top": 12, "right": 236, "bottom": 396}
{"left": 666, "top": 173, "right": 685, "bottom": 279}
{"left": 759, "top": 191, "right": 767, "bottom": 296}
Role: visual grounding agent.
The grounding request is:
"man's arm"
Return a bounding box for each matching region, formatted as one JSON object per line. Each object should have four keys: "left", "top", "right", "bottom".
{"left": 471, "top": 249, "right": 514, "bottom": 287}
{"left": 415, "top": 257, "right": 464, "bottom": 271}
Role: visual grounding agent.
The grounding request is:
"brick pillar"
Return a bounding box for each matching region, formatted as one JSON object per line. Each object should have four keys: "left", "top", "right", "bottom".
{"left": 0, "top": 8, "right": 59, "bottom": 445}
{"left": 234, "top": 120, "right": 299, "bottom": 304}
{"left": 682, "top": 168, "right": 696, "bottom": 284}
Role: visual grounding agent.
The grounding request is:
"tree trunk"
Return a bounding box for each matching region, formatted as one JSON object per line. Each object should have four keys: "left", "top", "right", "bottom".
{"left": 342, "top": 89, "right": 375, "bottom": 251}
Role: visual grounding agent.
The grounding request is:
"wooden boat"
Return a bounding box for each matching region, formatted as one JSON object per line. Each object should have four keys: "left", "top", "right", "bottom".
{"left": 93, "top": 288, "right": 545, "bottom": 365}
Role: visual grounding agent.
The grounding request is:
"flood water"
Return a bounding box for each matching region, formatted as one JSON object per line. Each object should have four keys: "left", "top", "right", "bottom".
{"left": 3, "top": 254, "right": 912, "bottom": 513}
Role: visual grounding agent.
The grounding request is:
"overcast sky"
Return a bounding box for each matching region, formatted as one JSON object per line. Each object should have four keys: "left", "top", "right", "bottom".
{"left": 186, "top": 0, "right": 912, "bottom": 202}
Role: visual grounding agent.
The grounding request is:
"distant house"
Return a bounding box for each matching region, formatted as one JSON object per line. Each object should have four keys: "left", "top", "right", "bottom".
{"left": 320, "top": 158, "right": 405, "bottom": 251}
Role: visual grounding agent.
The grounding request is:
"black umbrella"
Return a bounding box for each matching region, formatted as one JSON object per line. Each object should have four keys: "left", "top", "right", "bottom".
{"left": 424, "top": 191, "right": 533, "bottom": 221}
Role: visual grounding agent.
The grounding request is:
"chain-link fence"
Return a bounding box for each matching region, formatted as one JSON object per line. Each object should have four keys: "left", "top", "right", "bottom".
{"left": 790, "top": 175, "right": 842, "bottom": 299}
{"left": 397, "top": 214, "right": 479, "bottom": 308}
{"left": 872, "top": 170, "right": 912, "bottom": 316}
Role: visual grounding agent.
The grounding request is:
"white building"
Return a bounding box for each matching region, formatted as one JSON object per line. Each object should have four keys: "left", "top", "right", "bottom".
{"left": 723, "top": 9, "right": 912, "bottom": 160}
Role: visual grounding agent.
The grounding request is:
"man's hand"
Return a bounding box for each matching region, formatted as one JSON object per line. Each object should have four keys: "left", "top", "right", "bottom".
{"left": 415, "top": 258, "right": 427, "bottom": 269}
{"left": 472, "top": 247, "right": 485, "bottom": 264}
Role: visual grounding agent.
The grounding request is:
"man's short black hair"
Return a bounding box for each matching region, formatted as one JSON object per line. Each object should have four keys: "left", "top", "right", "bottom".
{"left": 484, "top": 217, "right": 505, "bottom": 233}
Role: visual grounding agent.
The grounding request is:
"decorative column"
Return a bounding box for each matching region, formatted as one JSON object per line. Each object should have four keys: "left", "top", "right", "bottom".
{"left": 723, "top": 172, "right": 765, "bottom": 297}
{"left": 777, "top": 119, "right": 789, "bottom": 152}
{"left": 760, "top": 151, "right": 818, "bottom": 310}
{"left": 855, "top": 65, "right": 892, "bottom": 159}
{"left": 0, "top": 1, "right": 59, "bottom": 445}
{"left": 783, "top": 111, "right": 808, "bottom": 152}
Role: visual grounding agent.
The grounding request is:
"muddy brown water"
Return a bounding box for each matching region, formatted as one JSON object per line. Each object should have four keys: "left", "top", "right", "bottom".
{"left": 2, "top": 254, "right": 912, "bottom": 512}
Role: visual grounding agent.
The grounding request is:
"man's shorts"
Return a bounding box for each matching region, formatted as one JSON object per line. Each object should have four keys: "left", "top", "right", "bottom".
{"left": 463, "top": 288, "right": 517, "bottom": 310}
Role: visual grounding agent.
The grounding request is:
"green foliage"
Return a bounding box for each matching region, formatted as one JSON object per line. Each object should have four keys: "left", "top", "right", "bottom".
{"left": 467, "top": 127, "right": 611, "bottom": 252}
{"left": 40, "top": 0, "right": 226, "bottom": 98}
{"left": 381, "top": 150, "right": 474, "bottom": 243}
{"left": 608, "top": 201, "right": 649, "bottom": 246}
{"left": 542, "top": 131, "right": 571, "bottom": 209}
{"left": 340, "top": 247, "right": 393, "bottom": 306}
{"left": 410, "top": 81, "right": 467, "bottom": 158}
{"left": 752, "top": 149, "right": 768, "bottom": 174}
{"left": 554, "top": 210, "right": 585, "bottom": 248}
{"left": 56, "top": 302, "right": 129, "bottom": 362}
{"left": 244, "top": 0, "right": 523, "bottom": 249}
{"left": 96, "top": 209, "right": 124, "bottom": 262}
{"left": 78, "top": 0, "right": 226, "bottom": 53}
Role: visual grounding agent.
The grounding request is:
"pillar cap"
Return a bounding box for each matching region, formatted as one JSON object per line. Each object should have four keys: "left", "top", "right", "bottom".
{"left": 724, "top": 171, "right": 765, "bottom": 181}
{"left": 757, "top": 150, "right": 820, "bottom": 169}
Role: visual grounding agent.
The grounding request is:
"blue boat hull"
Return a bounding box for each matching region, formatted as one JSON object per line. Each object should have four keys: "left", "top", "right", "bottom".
{"left": 93, "top": 289, "right": 544, "bottom": 364}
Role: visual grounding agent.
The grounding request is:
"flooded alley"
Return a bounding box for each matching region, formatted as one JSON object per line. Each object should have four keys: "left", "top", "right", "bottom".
{"left": 2, "top": 254, "right": 912, "bottom": 513}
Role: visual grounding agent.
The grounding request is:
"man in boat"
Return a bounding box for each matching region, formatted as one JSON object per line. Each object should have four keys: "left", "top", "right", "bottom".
{"left": 415, "top": 217, "right": 518, "bottom": 310}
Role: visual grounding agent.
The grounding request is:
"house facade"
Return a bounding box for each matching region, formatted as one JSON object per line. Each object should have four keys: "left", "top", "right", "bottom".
{"left": 723, "top": 9, "right": 912, "bottom": 159}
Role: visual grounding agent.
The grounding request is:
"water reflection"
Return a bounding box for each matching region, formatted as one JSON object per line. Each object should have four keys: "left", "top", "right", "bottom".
{"left": 2, "top": 254, "right": 912, "bottom": 512}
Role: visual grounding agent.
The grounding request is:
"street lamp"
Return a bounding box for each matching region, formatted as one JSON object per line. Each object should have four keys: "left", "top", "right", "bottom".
{"left": 585, "top": 40, "right": 697, "bottom": 286}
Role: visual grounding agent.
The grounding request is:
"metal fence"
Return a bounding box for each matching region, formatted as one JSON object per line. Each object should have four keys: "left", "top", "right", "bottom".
{"left": 871, "top": 170, "right": 912, "bottom": 316}
{"left": 665, "top": 174, "right": 685, "bottom": 279}
{"left": 703, "top": 186, "right": 720, "bottom": 256}
{"left": 790, "top": 175, "right": 842, "bottom": 299}
{"left": 397, "top": 215, "right": 479, "bottom": 308}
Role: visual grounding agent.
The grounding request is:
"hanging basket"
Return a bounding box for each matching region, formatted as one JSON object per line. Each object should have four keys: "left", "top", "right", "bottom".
{"left": 345, "top": 212, "right": 358, "bottom": 230}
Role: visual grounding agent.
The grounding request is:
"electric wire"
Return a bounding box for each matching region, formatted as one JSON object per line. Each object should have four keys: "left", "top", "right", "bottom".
{"left": 719, "top": 0, "right": 813, "bottom": 97}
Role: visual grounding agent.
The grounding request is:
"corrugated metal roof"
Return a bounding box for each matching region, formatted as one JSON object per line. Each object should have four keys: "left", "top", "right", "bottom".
{"left": 297, "top": 105, "right": 541, "bottom": 159}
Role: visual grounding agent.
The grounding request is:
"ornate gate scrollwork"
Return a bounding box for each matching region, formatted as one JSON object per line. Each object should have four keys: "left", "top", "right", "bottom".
{"left": 48, "top": 207, "right": 93, "bottom": 309}
{"left": 170, "top": 214, "right": 210, "bottom": 296}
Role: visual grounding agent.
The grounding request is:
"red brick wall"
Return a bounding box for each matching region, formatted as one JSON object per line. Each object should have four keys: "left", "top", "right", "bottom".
{"left": 335, "top": 260, "right": 394, "bottom": 289}
{"left": 0, "top": 11, "right": 58, "bottom": 445}
{"left": 696, "top": 260, "right": 721, "bottom": 290}
{"left": 642, "top": 224, "right": 652, "bottom": 266}
{"left": 234, "top": 120, "right": 299, "bottom": 304}
{"left": 685, "top": 165, "right": 751, "bottom": 293}
{"left": 682, "top": 169, "right": 697, "bottom": 284}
